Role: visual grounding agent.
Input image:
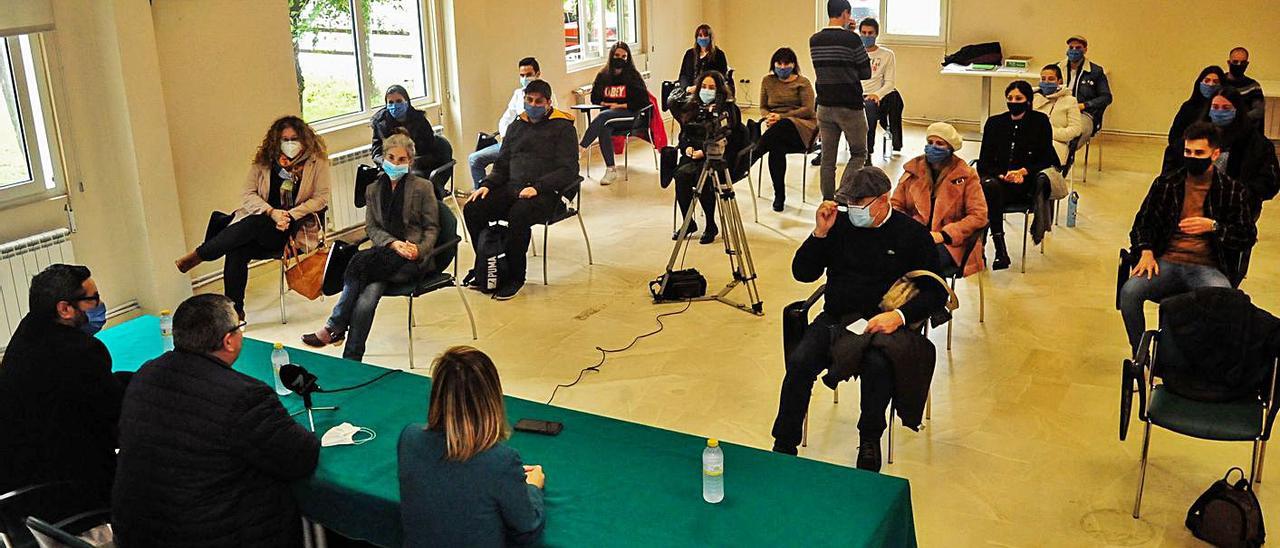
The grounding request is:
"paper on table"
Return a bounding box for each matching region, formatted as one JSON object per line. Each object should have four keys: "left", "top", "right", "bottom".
{"left": 846, "top": 319, "right": 869, "bottom": 335}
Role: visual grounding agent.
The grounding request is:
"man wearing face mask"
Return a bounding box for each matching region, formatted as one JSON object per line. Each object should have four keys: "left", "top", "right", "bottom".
{"left": 1224, "top": 47, "right": 1266, "bottom": 129}
{"left": 114, "top": 294, "right": 319, "bottom": 546}
{"left": 469, "top": 57, "right": 541, "bottom": 192}
{"left": 1056, "top": 35, "right": 1111, "bottom": 149}
{"left": 0, "top": 264, "right": 126, "bottom": 507}
{"left": 772, "top": 167, "right": 945, "bottom": 472}
{"left": 810, "top": 0, "right": 873, "bottom": 199}
{"left": 1120, "top": 122, "right": 1255, "bottom": 354}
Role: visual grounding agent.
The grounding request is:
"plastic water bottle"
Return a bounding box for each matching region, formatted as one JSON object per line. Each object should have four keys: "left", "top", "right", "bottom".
{"left": 702, "top": 438, "right": 724, "bottom": 504}
{"left": 159, "top": 310, "right": 174, "bottom": 352}
{"left": 1066, "top": 191, "right": 1080, "bottom": 228}
{"left": 271, "top": 343, "right": 292, "bottom": 396}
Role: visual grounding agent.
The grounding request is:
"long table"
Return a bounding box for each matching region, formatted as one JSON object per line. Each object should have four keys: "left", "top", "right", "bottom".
{"left": 101, "top": 316, "right": 917, "bottom": 547}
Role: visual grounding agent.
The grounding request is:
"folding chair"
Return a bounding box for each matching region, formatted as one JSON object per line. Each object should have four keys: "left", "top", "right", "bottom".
{"left": 602, "top": 104, "right": 658, "bottom": 181}
{"left": 531, "top": 177, "right": 593, "bottom": 285}
{"left": 0, "top": 482, "right": 109, "bottom": 548}
{"left": 754, "top": 130, "right": 820, "bottom": 206}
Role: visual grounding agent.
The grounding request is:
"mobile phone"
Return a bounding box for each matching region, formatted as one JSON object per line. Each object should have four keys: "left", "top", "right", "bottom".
{"left": 514, "top": 418, "right": 563, "bottom": 436}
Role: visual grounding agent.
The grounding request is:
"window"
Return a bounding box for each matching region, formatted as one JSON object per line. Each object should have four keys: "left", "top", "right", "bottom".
{"left": 0, "top": 34, "right": 63, "bottom": 207}
{"left": 289, "top": 0, "right": 437, "bottom": 125}
{"left": 564, "top": 0, "right": 640, "bottom": 67}
{"left": 816, "top": 0, "right": 947, "bottom": 45}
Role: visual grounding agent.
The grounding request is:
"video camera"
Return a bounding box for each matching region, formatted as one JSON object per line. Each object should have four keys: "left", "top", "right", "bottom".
{"left": 689, "top": 103, "right": 732, "bottom": 160}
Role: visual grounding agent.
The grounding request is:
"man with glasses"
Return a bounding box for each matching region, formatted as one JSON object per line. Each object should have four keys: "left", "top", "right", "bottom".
{"left": 1224, "top": 47, "right": 1266, "bottom": 129}
{"left": 0, "top": 264, "right": 126, "bottom": 506}
{"left": 114, "top": 294, "right": 319, "bottom": 546}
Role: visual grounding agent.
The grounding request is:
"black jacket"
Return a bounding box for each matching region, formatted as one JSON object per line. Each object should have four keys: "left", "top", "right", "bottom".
{"left": 1159, "top": 287, "right": 1280, "bottom": 402}
{"left": 590, "top": 70, "right": 649, "bottom": 113}
{"left": 482, "top": 109, "right": 580, "bottom": 197}
{"left": 1129, "top": 167, "right": 1256, "bottom": 284}
{"left": 792, "top": 212, "right": 946, "bottom": 325}
{"left": 678, "top": 47, "right": 729, "bottom": 87}
{"left": 1161, "top": 71, "right": 1218, "bottom": 174}
{"left": 976, "top": 111, "right": 1059, "bottom": 180}
{"left": 1057, "top": 59, "right": 1112, "bottom": 130}
{"left": 370, "top": 106, "right": 453, "bottom": 177}
{"left": 1225, "top": 73, "right": 1267, "bottom": 129}
{"left": 113, "top": 351, "right": 320, "bottom": 547}
{"left": 0, "top": 315, "right": 124, "bottom": 505}
{"left": 827, "top": 328, "right": 936, "bottom": 430}
{"left": 1221, "top": 123, "right": 1280, "bottom": 209}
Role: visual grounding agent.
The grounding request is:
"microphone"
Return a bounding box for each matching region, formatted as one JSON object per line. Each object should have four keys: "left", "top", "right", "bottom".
{"left": 279, "top": 363, "right": 320, "bottom": 408}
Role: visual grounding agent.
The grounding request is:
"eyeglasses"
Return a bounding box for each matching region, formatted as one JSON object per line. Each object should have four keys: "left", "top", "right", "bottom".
{"left": 69, "top": 293, "right": 101, "bottom": 305}
{"left": 227, "top": 320, "right": 247, "bottom": 335}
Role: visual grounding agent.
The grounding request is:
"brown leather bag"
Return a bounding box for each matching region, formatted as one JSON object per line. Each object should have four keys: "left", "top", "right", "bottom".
{"left": 283, "top": 214, "right": 327, "bottom": 300}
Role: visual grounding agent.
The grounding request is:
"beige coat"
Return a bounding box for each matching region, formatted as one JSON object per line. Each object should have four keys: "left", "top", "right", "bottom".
{"left": 891, "top": 155, "right": 988, "bottom": 277}
{"left": 1032, "top": 89, "right": 1082, "bottom": 166}
{"left": 232, "top": 155, "right": 332, "bottom": 252}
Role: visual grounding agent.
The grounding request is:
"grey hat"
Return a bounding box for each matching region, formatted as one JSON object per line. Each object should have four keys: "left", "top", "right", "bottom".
{"left": 834, "top": 166, "right": 891, "bottom": 203}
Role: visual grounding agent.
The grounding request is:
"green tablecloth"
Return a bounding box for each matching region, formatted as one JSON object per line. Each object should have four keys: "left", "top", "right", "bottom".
{"left": 101, "top": 316, "right": 917, "bottom": 547}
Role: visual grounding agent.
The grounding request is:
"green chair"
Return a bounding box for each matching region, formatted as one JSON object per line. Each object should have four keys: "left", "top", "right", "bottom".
{"left": 1123, "top": 328, "right": 1279, "bottom": 518}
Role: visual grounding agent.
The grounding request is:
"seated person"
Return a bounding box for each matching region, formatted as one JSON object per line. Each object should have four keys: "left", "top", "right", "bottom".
{"left": 753, "top": 47, "right": 817, "bottom": 211}
{"left": 1120, "top": 122, "right": 1256, "bottom": 354}
{"left": 303, "top": 129, "right": 440, "bottom": 361}
{"left": 175, "top": 116, "right": 331, "bottom": 320}
{"left": 1033, "top": 64, "right": 1083, "bottom": 168}
{"left": 673, "top": 70, "right": 740, "bottom": 245}
{"left": 1209, "top": 87, "right": 1279, "bottom": 220}
{"left": 398, "top": 346, "right": 545, "bottom": 547}
{"left": 465, "top": 79, "right": 579, "bottom": 300}
{"left": 977, "top": 81, "right": 1058, "bottom": 270}
{"left": 372, "top": 84, "right": 453, "bottom": 183}
{"left": 891, "top": 123, "right": 989, "bottom": 277}
{"left": 771, "top": 167, "right": 945, "bottom": 472}
{"left": 1161, "top": 66, "right": 1225, "bottom": 174}
{"left": 1057, "top": 35, "right": 1111, "bottom": 148}
{"left": 580, "top": 42, "right": 648, "bottom": 186}
{"left": 678, "top": 24, "right": 729, "bottom": 92}
{"left": 113, "top": 294, "right": 320, "bottom": 546}
{"left": 859, "top": 17, "right": 904, "bottom": 160}
{"left": 469, "top": 57, "right": 541, "bottom": 191}
{"left": 1224, "top": 47, "right": 1266, "bottom": 129}
{"left": 0, "top": 264, "right": 124, "bottom": 506}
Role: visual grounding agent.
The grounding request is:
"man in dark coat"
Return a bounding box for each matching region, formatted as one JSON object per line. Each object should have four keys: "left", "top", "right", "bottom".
{"left": 113, "top": 294, "right": 319, "bottom": 547}
{"left": 0, "top": 264, "right": 123, "bottom": 506}
{"left": 771, "top": 167, "right": 946, "bottom": 472}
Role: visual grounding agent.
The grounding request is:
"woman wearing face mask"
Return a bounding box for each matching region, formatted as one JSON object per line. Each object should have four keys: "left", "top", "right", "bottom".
{"left": 672, "top": 71, "right": 741, "bottom": 244}
{"left": 977, "top": 81, "right": 1058, "bottom": 270}
{"left": 892, "top": 123, "right": 988, "bottom": 277}
{"left": 678, "top": 24, "right": 729, "bottom": 93}
{"left": 1032, "top": 64, "right": 1082, "bottom": 167}
{"left": 303, "top": 129, "right": 439, "bottom": 361}
{"left": 753, "top": 47, "right": 816, "bottom": 211}
{"left": 372, "top": 85, "right": 454, "bottom": 187}
{"left": 581, "top": 42, "right": 650, "bottom": 185}
{"left": 175, "top": 116, "right": 331, "bottom": 320}
{"left": 1161, "top": 66, "right": 1226, "bottom": 174}
{"left": 1209, "top": 87, "right": 1280, "bottom": 221}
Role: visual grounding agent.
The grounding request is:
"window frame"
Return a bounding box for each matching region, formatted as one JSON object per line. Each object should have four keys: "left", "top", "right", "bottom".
{"left": 298, "top": 0, "right": 444, "bottom": 133}
{"left": 814, "top": 0, "right": 949, "bottom": 47}
{"left": 565, "top": 0, "right": 643, "bottom": 73}
{"left": 0, "top": 34, "right": 66, "bottom": 209}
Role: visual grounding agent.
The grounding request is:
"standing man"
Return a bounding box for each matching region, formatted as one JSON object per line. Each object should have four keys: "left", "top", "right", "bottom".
{"left": 859, "top": 17, "right": 903, "bottom": 161}
{"left": 1058, "top": 35, "right": 1112, "bottom": 149}
{"left": 810, "top": 0, "right": 872, "bottom": 200}
{"left": 469, "top": 57, "right": 541, "bottom": 191}
{"left": 1224, "top": 47, "right": 1266, "bottom": 129}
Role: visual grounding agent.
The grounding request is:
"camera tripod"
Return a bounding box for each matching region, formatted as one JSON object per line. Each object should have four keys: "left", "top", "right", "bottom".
{"left": 658, "top": 153, "right": 763, "bottom": 316}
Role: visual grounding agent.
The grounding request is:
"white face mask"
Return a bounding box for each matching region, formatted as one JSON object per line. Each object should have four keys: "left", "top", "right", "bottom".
{"left": 321, "top": 422, "right": 376, "bottom": 447}
{"left": 281, "top": 140, "right": 303, "bottom": 159}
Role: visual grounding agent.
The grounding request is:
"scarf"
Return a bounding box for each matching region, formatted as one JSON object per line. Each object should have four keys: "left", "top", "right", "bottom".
{"left": 276, "top": 153, "right": 307, "bottom": 207}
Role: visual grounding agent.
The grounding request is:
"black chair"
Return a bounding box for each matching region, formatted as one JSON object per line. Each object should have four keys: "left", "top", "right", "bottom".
{"left": 971, "top": 156, "right": 1046, "bottom": 274}
{"left": 0, "top": 482, "right": 108, "bottom": 548}
{"left": 530, "top": 177, "right": 593, "bottom": 285}
{"left": 754, "top": 134, "right": 820, "bottom": 206}
{"left": 602, "top": 104, "right": 658, "bottom": 181}
{"left": 24, "top": 513, "right": 111, "bottom": 548}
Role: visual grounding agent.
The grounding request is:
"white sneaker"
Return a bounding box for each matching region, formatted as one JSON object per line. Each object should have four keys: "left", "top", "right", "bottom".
{"left": 891, "top": 150, "right": 902, "bottom": 158}
{"left": 600, "top": 168, "right": 618, "bottom": 186}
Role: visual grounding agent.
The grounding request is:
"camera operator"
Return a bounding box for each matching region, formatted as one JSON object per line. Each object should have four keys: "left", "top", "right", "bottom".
{"left": 672, "top": 70, "right": 741, "bottom": 245}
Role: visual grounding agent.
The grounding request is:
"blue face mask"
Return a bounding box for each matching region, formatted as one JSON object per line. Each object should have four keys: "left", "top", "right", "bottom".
{"left": 1210, "top": 108, "right": 1237, "bottom": 127}
{"left": 924, "top": 144, "right": 952, "bottom": 164}
{"left": 525, "top": 104, "right": 548, "bottom": 121}
{"left": 81, "top": 301, "right": 107, "bottom": 335}
{"left": 1066, "top": 48, "right": 1084, "bottom": 63}
{"left": 1039, "top": 82, "right": 1060, "bottom": 95}
{"left": 774, "top": 66, "right": 794, "bottom": 80}
{"left": 382, "top": 160, "right": 409, "bottom": 180}
{"left": 1199, "top": 82, "right": 1220, "bottom": 99}
{"left": 386, "top": 102, "right": 407, "bottom": 120}
{"left": 696, "top": 37, "right": 711, "bottom": 49}
{"left": 699, "top": 89, "right": 717, "bottom": 104}
{"left": 846, "top": 203, "right": 876, "bottom": 228}
{"left": 861, "top": 35, "right": 877, "bottom": 48}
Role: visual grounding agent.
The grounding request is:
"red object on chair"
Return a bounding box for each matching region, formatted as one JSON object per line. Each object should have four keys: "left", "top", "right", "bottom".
{"left": 611, "top": 92, "right": 668, "bottom": 154}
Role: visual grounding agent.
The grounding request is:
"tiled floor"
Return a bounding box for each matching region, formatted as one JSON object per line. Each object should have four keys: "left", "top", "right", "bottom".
{"left": 221, "top": 124, "right": 1280, "bottom": 547}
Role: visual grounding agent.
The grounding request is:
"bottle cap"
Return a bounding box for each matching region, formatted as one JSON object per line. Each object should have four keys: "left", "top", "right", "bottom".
{"left": 161, "top": 309, "right": 171, "bottom": 316}
{"left": 707, "top": 438, "right": 719, "bottom": 447}
{"left": 274, "top": 342, "right": 284, "bottom": 349}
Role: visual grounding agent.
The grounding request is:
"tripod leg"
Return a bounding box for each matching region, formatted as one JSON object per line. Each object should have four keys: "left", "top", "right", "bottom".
{"left": 658, "top": 165, "right": 712, "bottom": 296}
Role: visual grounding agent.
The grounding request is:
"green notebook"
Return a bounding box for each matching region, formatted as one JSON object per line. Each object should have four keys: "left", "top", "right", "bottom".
{"left": 969, "top": 63, "right": 997, "bottom": 71}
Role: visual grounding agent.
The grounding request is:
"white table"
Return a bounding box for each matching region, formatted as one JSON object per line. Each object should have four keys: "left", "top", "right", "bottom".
{"left": 939, "top": 63, "right": 1039, "bottom": 132}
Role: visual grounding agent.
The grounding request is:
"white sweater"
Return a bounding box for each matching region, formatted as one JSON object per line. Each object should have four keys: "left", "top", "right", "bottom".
{"left": 496, "top": 87, "right": 524, "bottom": 136}
{"left": 861, "top": 46, "right": 897, "bottom": 99}
{"left": 1032, "top": 89, "right": 1082, "bottom": 165}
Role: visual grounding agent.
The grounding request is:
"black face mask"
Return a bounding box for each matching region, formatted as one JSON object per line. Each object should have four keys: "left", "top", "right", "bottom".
{"left": 1184, "top": 155, "right": 1214, "bottom": 176}
{"left": 1229, "top": 62, "right": 1249, "bottom": 78}
{"left": 1007, "top": 101, "right": 1030, "bottom": 115}
{"left": 610, "top": 57, "right": 627, "bottom": 69}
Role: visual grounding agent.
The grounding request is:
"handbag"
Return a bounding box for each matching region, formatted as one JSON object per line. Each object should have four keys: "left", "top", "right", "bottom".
{"left": 321, "top": 238, "right": 362, "bottom": 296}
{"left": 282, "top": 213, "right": 328, "bottom": 300}
{"left": 1186, "top": 467, "right": 1265, "bottom": 547}
{"left": 879, "top": 270, "right": 959, "bottom": 329}
{"left": 355, "top": 164, "right": 380, "bottom": 208}
{"left": 205, "top": 211, "right": 234, "bottom": 242}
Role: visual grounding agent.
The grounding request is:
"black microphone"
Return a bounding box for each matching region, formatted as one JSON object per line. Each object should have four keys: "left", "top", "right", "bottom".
{"left": 279, "top": 363, "right": 320, "bottom": 408}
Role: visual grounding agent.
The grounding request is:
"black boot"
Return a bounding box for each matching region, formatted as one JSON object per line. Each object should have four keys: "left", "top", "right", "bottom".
{"left": 856, "top": 437, "right": 882, "bottom": 472}
{"left": 992, "top": 233, "right": 1011, "bottom": 271}
{"left": 700, "top": 222, "right": 719, "bottom": 245}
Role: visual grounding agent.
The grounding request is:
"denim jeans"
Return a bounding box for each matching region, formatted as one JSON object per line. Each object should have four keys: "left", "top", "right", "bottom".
{"left": 325, "top": 262, "right": 418, "bottom": 361}
{"left": 817, "top": 105, "right": 869, "bottom": 200}
{"left": 468, "top": 142, "right": 502, "bottom": 190}
{"left": 1119, "top": 258, "right": 1231, "bottom": 352}
{"left": 579, "top": 108, "right": 637, "bottom": 167}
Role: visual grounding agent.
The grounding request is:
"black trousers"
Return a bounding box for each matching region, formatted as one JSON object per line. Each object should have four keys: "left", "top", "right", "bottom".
{"left": 867, "top": 91, "right": 905, "bottom": 153}
{"left": 772, "top": 312, "right": 896, "bottom": 452}
{"left": 196, "top": 214, "right": 289, "bottom": 312}
{"left": 673, "top": 158, "right": 720, "bottom": 229}
{"left": 462, "top": 186, "right": 559, "bottom": 284}
{"left": 979, "top": 175, "right": 1045, "bottom": 236}
{"left": 756, "top": 119, "right": 808, "bottom": 198}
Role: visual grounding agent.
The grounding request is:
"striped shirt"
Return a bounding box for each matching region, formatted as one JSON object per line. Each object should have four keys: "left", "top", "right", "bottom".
{"left": 809, "top": 28, "right": 872, "bottom": 108}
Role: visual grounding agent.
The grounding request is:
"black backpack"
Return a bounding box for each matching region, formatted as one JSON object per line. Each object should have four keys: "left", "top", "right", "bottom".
{"left": 464, "top": 220, "right": 509, "bottom": 293}
{"left": 1186, "top": 467, "right": 1265, "bottom": 547}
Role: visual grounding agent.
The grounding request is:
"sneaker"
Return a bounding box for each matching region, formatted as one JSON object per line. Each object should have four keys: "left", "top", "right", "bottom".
{"left": 301, "top": 326, "right": 345, "bottom": 348}
{"left": 856, "top": 438, "right": 882, "bottom": 472}
{"left": 699, "top": 224, "right": 719, "bottom": 245}
{"left": 600, "top": 168, "right": 618, "bottom": 186}
{"left": 891, "top": 149, "right": 902, "bottom": 158}
{"left": 494, "top": 281, "right": 524, "bottom": 301}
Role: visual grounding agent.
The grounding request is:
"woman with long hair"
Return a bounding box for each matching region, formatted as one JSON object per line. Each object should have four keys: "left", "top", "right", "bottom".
{"left": 580, "top": 42, "right": 649, "bottom": 185}
{"left": 398, "top": 346, "right": 546, "bottom": 547}
{"left": 1161, "top": 65, "right": 1226, "bottom": 174}
{"left": 678, "top": 24, "right": 729, "bottom": 92}
{"left": 174, "top": 115, "right": 331, "bottom": 320}
{"left": 1032, "top": 64, "right": 1082, "bottom": 167}
{"left": 672, "top": 70, "right": 741, "bottom": 245}
{"left": 371, "top": 85, "right": 453, "bottom": 181}
{"left": 1209, "top": 86, "right": 1280, "bottom": 220}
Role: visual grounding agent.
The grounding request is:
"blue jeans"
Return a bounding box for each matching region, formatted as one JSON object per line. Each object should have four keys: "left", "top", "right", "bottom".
{"left": 579, "top": 108, "right": 637, "bottom": 167}
{"left": 326, "top": 262, "right": 418, "bottom": 361}
{"left": 1119, "top": 258, "right": 1231, "bottom": 352}
{"left": 468, "top": 142, "right": 502, "bottom": 190}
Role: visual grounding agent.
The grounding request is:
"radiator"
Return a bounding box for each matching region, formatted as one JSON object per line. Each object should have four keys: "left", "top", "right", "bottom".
{"left": 0, "top": 228, "right": 74, "bottom": 351}
{"left": 327, "top": 145, "right": 374, "bottom": 234}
